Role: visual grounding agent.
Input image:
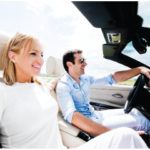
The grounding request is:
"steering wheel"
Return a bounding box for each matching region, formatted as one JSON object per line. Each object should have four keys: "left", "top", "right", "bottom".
{"left": 124, "top": 74, "right": 146, "bottom": 114}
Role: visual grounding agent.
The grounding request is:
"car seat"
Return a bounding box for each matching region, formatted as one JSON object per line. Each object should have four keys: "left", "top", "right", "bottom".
{"left": 46, "top": 56, "right": 88, "bottom": 148}
{"left": 0, "top": 31, "right": 11, "bottom": 83}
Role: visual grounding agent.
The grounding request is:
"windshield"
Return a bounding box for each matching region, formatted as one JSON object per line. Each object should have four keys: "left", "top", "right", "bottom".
{"left": 122, "top": 42, "right": 150, "bottom": 67}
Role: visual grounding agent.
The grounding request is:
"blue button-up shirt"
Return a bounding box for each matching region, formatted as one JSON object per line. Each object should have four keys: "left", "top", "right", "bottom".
{"left": 56, "top": 73, "right": 116, "bottom": 124}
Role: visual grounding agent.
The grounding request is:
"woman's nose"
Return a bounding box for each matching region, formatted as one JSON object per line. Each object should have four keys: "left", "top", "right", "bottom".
{"left": 38, "top": 55, "right": 44, "bottom": 65}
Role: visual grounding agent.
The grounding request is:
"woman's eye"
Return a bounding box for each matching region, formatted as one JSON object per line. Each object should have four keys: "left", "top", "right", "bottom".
{"left": 30, "top": 53, "right": 36, "bottom": 55}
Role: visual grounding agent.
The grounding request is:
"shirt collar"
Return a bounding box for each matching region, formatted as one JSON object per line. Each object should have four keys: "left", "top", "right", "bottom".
{"left": 66, "top": 73, "right": 76, "bottom": 85}
{"left": 79, "top": 76, "right": 85, "bottom": 87}
{"left": 66, "top": 73, "right": 87, "bottom": 88}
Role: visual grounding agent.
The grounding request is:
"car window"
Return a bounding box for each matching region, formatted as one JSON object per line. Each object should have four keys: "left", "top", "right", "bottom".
{"left": 138, "top": 1, "right": 150, "bottom": 29}
{"left": 122, "top": 42, "right": 150, "bottom": 67}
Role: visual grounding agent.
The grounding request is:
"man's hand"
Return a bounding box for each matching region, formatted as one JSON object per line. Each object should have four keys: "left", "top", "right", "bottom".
{"left": 50, "top": 72, "right": 65, "bottom": 91}
{"left": 139, "top": 67, "right": 150, "bottom": 79}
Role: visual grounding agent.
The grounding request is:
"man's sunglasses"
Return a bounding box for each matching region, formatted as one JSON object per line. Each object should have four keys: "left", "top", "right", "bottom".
{"left": 79, "top": 58, "right": 86, "bottom": 64}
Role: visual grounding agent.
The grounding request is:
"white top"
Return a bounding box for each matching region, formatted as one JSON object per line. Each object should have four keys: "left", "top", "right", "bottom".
{"left": 0, "top": 82, "right": 65, "bottom": 148}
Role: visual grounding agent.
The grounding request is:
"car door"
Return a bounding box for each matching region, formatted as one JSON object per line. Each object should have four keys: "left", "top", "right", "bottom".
{"left": 89, "top": 84, "right": 132, "bottom": 108}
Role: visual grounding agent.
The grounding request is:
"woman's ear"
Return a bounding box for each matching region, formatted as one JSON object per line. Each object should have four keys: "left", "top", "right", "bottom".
{"left": 8, "top": 51, "right": 16, "bottom": 63}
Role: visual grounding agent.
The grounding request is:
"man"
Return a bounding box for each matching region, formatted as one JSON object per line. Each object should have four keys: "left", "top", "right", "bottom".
{"left": 56, "top": 49, "right": 150, "bottom": 136}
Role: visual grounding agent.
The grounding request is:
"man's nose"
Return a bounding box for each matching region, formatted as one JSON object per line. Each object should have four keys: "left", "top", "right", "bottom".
{"left": 83, "top": 61, "right": 87, "bottom": 66}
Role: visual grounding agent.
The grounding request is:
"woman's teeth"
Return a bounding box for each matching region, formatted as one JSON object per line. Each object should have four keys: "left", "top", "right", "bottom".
{"left": 33, "top": 65, "right": 41, "bottom": 69}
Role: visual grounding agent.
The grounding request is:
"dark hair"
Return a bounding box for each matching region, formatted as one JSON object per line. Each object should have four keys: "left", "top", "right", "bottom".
{"left": 63, "top": 49, "right": 82, "bottom": 72}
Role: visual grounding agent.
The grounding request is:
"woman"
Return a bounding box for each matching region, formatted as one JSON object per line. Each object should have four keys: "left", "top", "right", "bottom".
{"left": 0, "top": 32, "right": 148, "bottom": 148}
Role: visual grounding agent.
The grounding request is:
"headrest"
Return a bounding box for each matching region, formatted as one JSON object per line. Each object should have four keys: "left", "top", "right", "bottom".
{"left": 0, "top": 31, "right": 11, "bottom": 70}
{"left": 46, "top": 56, "right": 65, "bottom": 75}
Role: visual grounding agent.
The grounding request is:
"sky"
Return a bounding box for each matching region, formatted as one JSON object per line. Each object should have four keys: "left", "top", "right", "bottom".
{"left": 0, "top": 1, "right": 150, "bottom": 76}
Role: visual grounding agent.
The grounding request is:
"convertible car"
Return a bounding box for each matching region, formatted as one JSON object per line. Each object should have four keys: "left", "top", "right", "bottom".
{"left": 0, "top": 1, "right": 150, "bottom": 148}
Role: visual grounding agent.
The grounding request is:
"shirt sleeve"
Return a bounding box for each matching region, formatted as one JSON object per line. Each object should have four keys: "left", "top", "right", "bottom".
{"left": 89, "top": 74, "right": 116, "bottom": 85}
{"left": 0, "top": 84, "right": 5, "bottom": 123}
{"left": 56, "top": 81, "right": 77, "bottom": 124}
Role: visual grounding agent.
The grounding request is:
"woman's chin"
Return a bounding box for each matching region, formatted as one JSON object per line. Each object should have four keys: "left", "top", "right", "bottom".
{"left": 32, "top": 72, "right": 41, "bottom": 77}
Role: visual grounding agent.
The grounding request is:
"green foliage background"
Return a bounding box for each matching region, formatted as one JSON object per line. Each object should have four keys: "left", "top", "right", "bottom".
{"left": 40, "top": 75, "right": 136, "bottom": 86}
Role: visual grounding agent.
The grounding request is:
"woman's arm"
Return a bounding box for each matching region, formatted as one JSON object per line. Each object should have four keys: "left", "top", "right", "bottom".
{"left": 49, "top": 72, "right": 65, "bottom": 91}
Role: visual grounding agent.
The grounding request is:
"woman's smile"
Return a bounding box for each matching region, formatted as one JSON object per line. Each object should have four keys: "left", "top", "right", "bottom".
{"left": 32, "top": 64, "right": 42, "bottom": 71}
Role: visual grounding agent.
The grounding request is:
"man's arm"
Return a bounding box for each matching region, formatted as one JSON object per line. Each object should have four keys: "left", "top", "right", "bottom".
{"left": 111, "top": 67, "right": 150, "bottom": 83}
{"left": 56, "top": 81, "right": 111, "bottom": 136}
{"left": 72, "top": 111, "right": 110, "bottom": 136}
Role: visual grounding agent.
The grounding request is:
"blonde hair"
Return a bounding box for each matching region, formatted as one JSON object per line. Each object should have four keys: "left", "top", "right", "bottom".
{"left": 3, "top": 32, "right": 42, "bottom": 86}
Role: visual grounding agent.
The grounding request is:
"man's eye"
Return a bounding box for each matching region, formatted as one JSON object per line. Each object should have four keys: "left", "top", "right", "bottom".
{"left": 31, "top": 53, "right": 36, "bottom": 55}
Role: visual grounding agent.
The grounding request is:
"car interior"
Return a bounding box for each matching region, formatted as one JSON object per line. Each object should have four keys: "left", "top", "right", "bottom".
{"left": 1, "top": 1, "right": 150, "bottom": 148}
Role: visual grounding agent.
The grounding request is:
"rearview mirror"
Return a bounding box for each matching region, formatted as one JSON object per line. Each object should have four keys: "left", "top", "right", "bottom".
{"left": 132, "top": 34, "right": 147, "bottom": 54}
